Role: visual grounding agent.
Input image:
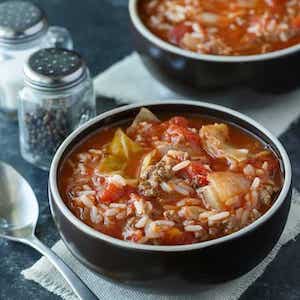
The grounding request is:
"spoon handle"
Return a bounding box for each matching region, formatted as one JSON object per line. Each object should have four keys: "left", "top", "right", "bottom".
{"left": 24, "top": 235, "right": 98, "bottom": 300}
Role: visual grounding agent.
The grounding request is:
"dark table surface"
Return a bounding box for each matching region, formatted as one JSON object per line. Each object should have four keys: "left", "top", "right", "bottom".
{"left": 1, "top": 0, "right": 300, "bottom": 299}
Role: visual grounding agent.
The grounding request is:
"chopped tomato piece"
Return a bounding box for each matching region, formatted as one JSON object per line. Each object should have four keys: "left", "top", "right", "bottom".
{"left": 197, "top": 175, "right": 209, "bottom": 186}
{"left": 189, "top": 162, "right": 209, "bottom": 185}
{"left": 179, "top": 161, "right": 209, "bottom": 186}
{"left": 184, "top": 129, "right": 201, "bottom": 146}
{"left": 100, "top": 183, "right": 125, "bottom": 204}
{"left": 168, "top": 23, "right": 192, "bottom": 45}
{"left": 187, "top": 161, "right": 208, "bottom": 177}
{"left": 165, "top": 124, "right": 201, "bottom": 146}
{"left": 169, "top": 116, "right": 189, "bottom": 127}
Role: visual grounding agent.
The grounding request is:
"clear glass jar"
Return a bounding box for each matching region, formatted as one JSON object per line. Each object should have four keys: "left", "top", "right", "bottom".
{"left": 0, "top": 1, "right": 73, "bottom": 119}
{"left": 19, "top": 48, "right": 96, "bottom": 171}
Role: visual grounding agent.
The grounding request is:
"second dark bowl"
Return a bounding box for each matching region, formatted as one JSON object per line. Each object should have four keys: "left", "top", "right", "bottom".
{"left": 49, "top": 101, "right": 292, "bottom": 290}
{"left": 129, "top": 0, "right": 300, "bottom": 94}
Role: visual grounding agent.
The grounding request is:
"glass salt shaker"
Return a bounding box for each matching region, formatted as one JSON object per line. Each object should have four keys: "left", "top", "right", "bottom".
{"left": 0, "top": 1, "right": 73, "bottom": 119}
{"left": 19, "top": 48, "right": 96, "bottom": 171}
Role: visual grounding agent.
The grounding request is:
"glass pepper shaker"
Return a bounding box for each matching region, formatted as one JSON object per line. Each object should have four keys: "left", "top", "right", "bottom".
{"left": 19, "top": 48, "right": 96, "bottom": 171}
{"left": 0, "top": 1, "right": 73, "bottom": 119}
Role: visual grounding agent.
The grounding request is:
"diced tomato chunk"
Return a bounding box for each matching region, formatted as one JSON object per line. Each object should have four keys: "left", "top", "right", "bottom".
{"left": 187, "top": 161, "right": 208, "bottom": 176}
{"left": 100, "top": 183, "right": 125, "bottom": 204}
{"left": 197, "top": 175, "right": 209, "bottom": 186}
{"left": 184, "top": 129, "right": 201, "bottom": 146}
{"left": 180, "top": 161, "right": 209, "bottom": 186}
{"left": 168, "top": 23, "right": 192, "bottom": 45}
{"left": 165, "top": 123, "right": 201, "bottom": 146}
{"left": 169, "top": 116, "right": 189, "bottom": 127}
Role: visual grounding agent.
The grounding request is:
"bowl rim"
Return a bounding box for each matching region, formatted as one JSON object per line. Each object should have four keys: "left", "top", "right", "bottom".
{"left": 49, "top": 100, "right": 292, "bottom": 252}
{"left": 129, "top": 0, "right": 300, "bottom": 63}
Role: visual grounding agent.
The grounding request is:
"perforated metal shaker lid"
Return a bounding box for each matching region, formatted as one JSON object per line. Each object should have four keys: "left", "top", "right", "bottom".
{"left": 0, "top": 1, "right": 48, "bottom": 45}
{"left": 24, "top": 48, "right": 88, "bottom": 91}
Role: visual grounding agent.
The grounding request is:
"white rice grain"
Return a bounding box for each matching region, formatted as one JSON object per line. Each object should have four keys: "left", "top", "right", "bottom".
{"left": 134, "top": 200, "right": 144, "bottom": 215}
{"left": 160, "top": 182, "right": 173, "bottom": 193}
{"left": 104, "top": 208, "right": 118, "bottom": 217}
{"left": 154, "top": 220, "right": 175, "bottom": 227}
{"left": 108, "top": 174, "right": 126, "bottom": 187}
{"left": 184, "top": 225, "right": 203, "bottom": 232}
{"left": 110, "top": 203, "right": 127, "bottom": 209}
{"left": 172, "top": 160, "right": 191, "bottom": 172}
{"left": 199, "top": 211, "right": 212, "bottom": 219}
{"left": 243, "top": 164, "right": 255, "bottom": 177}
{"left": 208, "top": 211, "right": 230, "bottom": 224}
{"left": 173, "top": 184, "right": 191, "bottom": 196}
{"left": 176, "top": 199, "right": 187, "bottom": 207}
{"left": 78, "top": 195, "right": 93, "bottom": 208}
{"left": 251, "top": 177, "right": 261, "bottom": 190}
{"left": 135, "top": 215, "right": 149, "bottom": 228}
{"left": 145, "top": 222, "right": 161, "bottom": 239}
{"left": 90, "top": 206, "right": 102, "bottom": 224}
{"left": 77, "top": 190, "right": 96, "bottom": 196}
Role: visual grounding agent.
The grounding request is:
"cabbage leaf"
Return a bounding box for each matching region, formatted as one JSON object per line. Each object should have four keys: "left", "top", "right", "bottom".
{"left": 99, "top": 128, "right": 142, "bottom": 174}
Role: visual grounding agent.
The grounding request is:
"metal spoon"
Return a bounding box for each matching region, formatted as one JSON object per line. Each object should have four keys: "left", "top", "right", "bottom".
{"left": 0, "top": 161, "right": 98, "bottom": 300}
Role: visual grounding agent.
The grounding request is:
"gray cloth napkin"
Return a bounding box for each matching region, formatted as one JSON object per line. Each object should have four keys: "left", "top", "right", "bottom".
{"left": 94, "top": 53, "right": 300, "bottom": 136}
{"left": 22, "top": 52, "right": 300, "bottom": 300}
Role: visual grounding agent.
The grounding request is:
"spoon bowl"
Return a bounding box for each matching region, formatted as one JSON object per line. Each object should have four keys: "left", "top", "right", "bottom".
{"left": 0, "top": 161, "right": 97, "bottom": 300}
{"left": 0, "top": 162, "right": 38, "bottom": 240}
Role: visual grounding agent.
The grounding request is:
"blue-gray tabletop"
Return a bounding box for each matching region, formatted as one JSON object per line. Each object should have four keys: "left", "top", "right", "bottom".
{"left": 1, "top": 0, "right": 300, "bottom": 299}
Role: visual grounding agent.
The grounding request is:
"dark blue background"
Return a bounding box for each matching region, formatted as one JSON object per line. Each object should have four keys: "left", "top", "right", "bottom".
{"left": 0, "top": 1, "right": 300, "bottom": 299}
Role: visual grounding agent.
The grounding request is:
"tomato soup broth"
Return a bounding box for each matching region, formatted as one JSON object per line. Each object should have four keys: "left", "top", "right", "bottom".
{"left": 59, "top": 109, "right": 282, "bottom": 245}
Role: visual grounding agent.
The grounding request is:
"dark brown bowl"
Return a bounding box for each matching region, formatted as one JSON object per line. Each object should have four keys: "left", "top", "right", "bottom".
{"left": 49, "top": 101, "right": 292, "bottom": 290}
{"left": 129, "top": 0, "right": 300, "bottom": 94}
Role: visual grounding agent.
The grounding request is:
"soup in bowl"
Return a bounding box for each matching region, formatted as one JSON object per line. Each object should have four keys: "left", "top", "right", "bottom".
{"left": 130, "top": 0, "right": 300, "bottom": 93}
{"left": 59, "top": 108, "right": 283, "bottom": 246}
{"left": 139, "top": 0, "right": 300, "bottom": 56}
{"left": 49, "top": 101, "right": 292, "bottom": 285}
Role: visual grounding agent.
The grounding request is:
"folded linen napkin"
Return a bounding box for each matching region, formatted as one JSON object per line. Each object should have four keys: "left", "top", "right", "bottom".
{"left": 22, "top": 52, "right": 300, "bottom": 300}
{"left": 94, "top": 53, "right": 300, "bottom": 137}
